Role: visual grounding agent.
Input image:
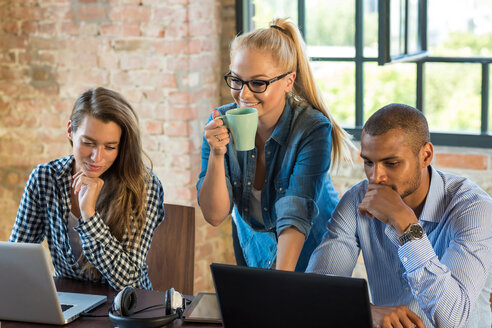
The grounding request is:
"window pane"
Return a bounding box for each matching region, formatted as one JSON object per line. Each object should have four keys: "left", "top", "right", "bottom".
{"left": 252, "top": 0, "right": 297, "bottom": 30}
{"left": 428, "top": 0, "right": 492, "bottom": 57}
{"left": 489, "top": 65, "right": 492, "bottom": 133}
{"left": 311, "top": 62, "right": 355, "bottom": 126}
{"left": 390, "top": 0, "right": 404, "bottom": 57}
{"left": 305, "top": 0, "right": 355, "bottom": 58}
{"left": 425, "top": 63, "right": 481, "bottom": 132}
{"left": 364, "top": 62, "right": 416, "bottom": 120}
{"left": 407, "top": 0, "right": 419, "bottom": 53}
{"left": 364, "top": 0, "right": 379, "bottom": 57}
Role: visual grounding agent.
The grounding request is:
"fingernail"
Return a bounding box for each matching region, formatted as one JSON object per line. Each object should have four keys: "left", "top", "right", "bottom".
{"left": 213, "top": 109, "right": 219, "bottom": 119}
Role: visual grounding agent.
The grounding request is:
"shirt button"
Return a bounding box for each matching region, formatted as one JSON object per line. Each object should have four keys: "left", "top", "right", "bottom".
{"left": 267, "top": 151, "right": 271, "bottom": 155}
{"left": 279, "top": 187, "right": 283, "bottom": 191}
{"left": 415, "top": 290, "right": 419, "bottom": 295}
{"left": 247, "top": 181, "right": 251, "bottom": 185}
{"left": 403, "top": 257, "right": 408, "bottom": 262}
{"left": 244, "top": 208, "right": 249, "bottom": 212}
{"left": 263, "top": 207, "right": 268, "bottom": 211}
{"left": 251, "top": 154, "right": 255, "bottom": 158}
{"left": 405, "top": 287, "right": 410, "bottom": 291}
{"left": 233, "top": 181, "right": 237, "bottom": 185}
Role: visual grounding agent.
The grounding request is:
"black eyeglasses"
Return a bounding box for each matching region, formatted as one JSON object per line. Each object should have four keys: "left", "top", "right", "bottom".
{"left": 223, "top": 72, "right": 291, "bottom": 93}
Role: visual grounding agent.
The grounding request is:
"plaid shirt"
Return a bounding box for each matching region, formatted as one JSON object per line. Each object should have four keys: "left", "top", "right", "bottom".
{"left": 9, "top": 155, "right": 165, "bottom": 290}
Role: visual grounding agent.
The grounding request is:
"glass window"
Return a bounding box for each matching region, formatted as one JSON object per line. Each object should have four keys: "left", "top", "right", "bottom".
{"left": 306, "top": 0, "right": 355, "bottom": 58}
{"left": 364, "top": 62, "right": 416, "bottom": 120}
{"left": 252, "top": 0, "right": 297, "bottom": 30}
{"left": 364, "top": 0, "right": 379, "bottom": 57}
{"left": 311, "top": 61, "right": 355, "bottom": 126}
{"left": 489, "top": 66, "right": 492, "bottom": 133}
{"left": 425, "top": 63, "right": 481, "bottom": 132}
{"left": 389, "top": 0, "right": 404, "bottom": 57}
{"left": 428, "top": 0, "right": 492, "bottom": 57}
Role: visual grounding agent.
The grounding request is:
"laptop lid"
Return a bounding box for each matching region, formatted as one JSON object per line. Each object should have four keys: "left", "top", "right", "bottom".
{"left": 210, "top": 263, "right": 373, "bottom": 328}
{"left": 0, "top": 241, "right": 106, "bottom": 325}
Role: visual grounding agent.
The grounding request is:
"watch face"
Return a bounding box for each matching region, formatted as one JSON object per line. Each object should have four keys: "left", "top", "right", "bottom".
{"left": 409, "top": 224, "right": 424, "bottom": 239}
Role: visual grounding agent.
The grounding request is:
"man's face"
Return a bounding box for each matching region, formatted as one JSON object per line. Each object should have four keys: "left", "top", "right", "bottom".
{"left": 360, "top": 129, "right": 427, "bottom": 203}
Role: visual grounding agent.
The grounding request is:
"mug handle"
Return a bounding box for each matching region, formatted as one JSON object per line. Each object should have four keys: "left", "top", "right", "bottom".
{"left": 214, "top": 114, "right": 228, "bottom": 128}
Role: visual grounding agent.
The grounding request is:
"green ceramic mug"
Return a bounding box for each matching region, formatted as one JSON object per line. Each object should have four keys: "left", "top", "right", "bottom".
{"left": 216, "top": 107, "right": 258, "bottom": 151}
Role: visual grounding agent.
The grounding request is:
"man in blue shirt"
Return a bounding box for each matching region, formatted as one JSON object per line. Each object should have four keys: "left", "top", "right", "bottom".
{"left": 307, "top": 103, "right": 492, "bottom": 328}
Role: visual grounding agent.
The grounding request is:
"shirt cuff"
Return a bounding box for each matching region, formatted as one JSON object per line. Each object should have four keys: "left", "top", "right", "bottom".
{"left": 275, "top": 195, "right": 317, "bottom": 236}
{"left": 398, "top": 236, "right": 436, "bottom": 273}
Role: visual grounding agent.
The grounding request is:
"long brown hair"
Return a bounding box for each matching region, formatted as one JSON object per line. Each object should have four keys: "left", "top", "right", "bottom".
{"left": 230, "top": 17, "right": 354, "bottom": 169}
{"left": 69, "top": 87, "right": 151, "bottom": 279}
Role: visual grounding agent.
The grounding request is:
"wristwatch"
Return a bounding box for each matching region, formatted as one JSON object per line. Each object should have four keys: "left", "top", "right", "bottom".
{"left": 398, "top": 223, "right": 425, "bottom": 245}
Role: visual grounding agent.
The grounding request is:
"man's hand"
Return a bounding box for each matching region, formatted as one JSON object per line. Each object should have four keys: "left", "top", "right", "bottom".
{"left": 358, "top": 184, "right": 417, "bottom": 235}
{"left": 371, "top": 304, "right": 425, "bottom": 328}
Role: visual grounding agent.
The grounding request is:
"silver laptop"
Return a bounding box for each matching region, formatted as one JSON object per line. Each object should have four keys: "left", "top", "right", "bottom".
{"left": 0, "top": 241, "right": 107, "bottom": 325}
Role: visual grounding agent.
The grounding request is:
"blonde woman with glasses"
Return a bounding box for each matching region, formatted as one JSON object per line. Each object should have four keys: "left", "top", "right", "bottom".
{"left": 197, "top": 18, "right": 353, "bottom": 271}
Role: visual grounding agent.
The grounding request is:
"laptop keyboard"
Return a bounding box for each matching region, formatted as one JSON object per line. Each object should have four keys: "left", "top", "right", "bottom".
{"left": 61, "top": 304, "right": 74, "bottom": 312}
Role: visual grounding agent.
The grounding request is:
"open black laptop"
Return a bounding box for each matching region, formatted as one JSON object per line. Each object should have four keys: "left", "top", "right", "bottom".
{"left": 210, "top": 263, "right": 372, "bottom": 328}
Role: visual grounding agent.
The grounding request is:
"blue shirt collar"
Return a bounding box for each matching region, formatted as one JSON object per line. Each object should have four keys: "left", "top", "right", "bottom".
{"left": 419, "top": 165, "right": 446, "bottom": 223}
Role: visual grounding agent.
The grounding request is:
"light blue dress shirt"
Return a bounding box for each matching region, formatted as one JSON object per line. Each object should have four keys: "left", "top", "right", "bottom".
{"left": 307, "top": 166, "right": 492, "bottom": 328}
{"left": 197, "top": 98, "right": 340, "bottom": 271}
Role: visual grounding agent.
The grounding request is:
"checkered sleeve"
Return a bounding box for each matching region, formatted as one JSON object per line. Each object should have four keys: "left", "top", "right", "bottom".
{"left": 9, "top": 166, "right": 46, "bottom": 243}
{"left": 74, "top": 172, "right": 165, "bottom": 290}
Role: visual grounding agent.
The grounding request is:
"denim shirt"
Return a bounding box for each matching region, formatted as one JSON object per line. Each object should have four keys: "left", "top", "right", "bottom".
{"left": 197, "top": 98, "right": 340, "bottom": 271}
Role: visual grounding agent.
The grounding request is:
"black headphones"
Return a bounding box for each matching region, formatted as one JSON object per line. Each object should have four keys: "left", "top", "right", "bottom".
{"left": 108, "top": 286, "right": 186, "bottom": 328}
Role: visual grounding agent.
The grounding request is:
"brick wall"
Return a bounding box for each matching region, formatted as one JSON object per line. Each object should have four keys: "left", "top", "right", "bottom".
{"left": 1, "top": 0, "right": 491, "bottom": 295}
{"left": 0, "top": 0, "right": 234, "bottom": 293}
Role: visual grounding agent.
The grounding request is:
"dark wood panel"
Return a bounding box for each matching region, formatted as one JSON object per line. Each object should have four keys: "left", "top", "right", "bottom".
{"left": 147, "top": 203, "right": 195, "bottom": 295}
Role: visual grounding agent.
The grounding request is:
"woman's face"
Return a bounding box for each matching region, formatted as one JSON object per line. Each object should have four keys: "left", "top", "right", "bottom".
{"left": 229, "top": 48, "right": 295, "bottom": 124}
{"left": 68, "top": 115, "right": 122, "bottom": 178}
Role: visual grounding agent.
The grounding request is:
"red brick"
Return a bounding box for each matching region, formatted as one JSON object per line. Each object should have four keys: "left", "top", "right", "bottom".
{"left": 135, "top": 103, "right": 155, "bottom": 119}
{"left": 144, "top": 120, "right": 163, "bottom": 135}
{"left": 159, "top": 106, "right": 198, "bottom": 121}
{"left": 157, "top": 73, "right": 177, "bottom": 88}
{"left": 113, "top": 39, "right": 154, "bottom": 52}
{"left": 153, "top": 7, "right": 187, "bottom": 22}
{"left": 122, "top": 23, "right": 141, "bottom": 36}
{"left": 141, "top": 24, "right": 164, "bottom": 38}
{"left": 10, "top": 6, "right": 47, "bottom": 20}
{"left": 434, "top": 153, "right": 487, "bottom": 170}
{"left": 100, "top": 23, "right": 121, "bottom": 36}
{"left": 172, "top": 154, "right": 191, "bottom": 169}
{"left": 189, "top": 3, "right": 217, "bottom": 21}
{"left": 155, "top": 40, "right": 188, "bottom": 55}
{"left": 165, "top": 24, "right": 189, "bottom": 38}
{"left": 142, "top": 89, "right": 163, "bottom": 103}
{"left": 77, "top": 6, "right": 107, "bottom": 21}
{"left": 164, "top": 121, "right": 190, "bottom": 137}
{"left": 2, "top": 21, "right": 19, "bottom": 35}
{"left": 168, "top": 91, "right": 190, "bottom": 106}
{"left": 162, "top": 139, "right": 194, "bottom": 154}
{"left": 109, "top": 6, "right": 151, "bottom": 22}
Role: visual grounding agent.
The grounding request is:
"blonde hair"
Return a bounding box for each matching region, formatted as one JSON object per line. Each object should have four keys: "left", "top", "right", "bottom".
{"left": 230, "top": 17, "right": 354, "bottom": 168}
{"left": 70, "top": 87, "right": 151, "bottom": 279}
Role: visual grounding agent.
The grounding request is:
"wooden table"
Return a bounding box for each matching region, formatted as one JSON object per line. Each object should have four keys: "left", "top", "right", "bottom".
{"left": 2, "top": 278, "right": 221, "bottom": 328}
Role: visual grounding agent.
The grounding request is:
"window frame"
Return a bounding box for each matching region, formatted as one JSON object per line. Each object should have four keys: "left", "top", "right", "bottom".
{"left": 237, "top": 0, "right": 492, "bottom": 148}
